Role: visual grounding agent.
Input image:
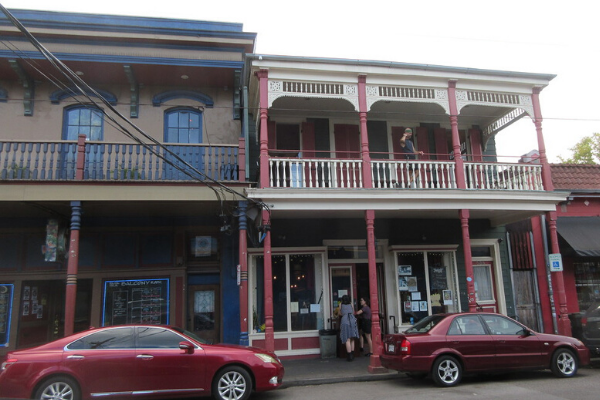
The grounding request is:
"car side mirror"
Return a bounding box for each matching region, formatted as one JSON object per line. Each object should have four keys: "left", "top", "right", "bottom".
{"left": 179, "top": 341, "right": 195, "bottom": 354}
{"left": 519, "top": 328, "right": 532, "bottom": 337}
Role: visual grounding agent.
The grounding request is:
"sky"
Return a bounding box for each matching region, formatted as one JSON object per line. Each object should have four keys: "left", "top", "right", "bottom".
{"left": 2, "top": 0, "right": 599, "bottom": 163}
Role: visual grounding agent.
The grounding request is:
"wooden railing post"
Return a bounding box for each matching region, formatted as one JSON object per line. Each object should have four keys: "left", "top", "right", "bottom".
{"left": 238, "top": 137, "right": 246, "bottom": 182}
{"left": 76, "top": 134, "right": 86, "bottom": 180}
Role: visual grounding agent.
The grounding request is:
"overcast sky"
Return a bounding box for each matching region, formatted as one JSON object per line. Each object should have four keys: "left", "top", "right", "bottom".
{"left": 2, "top": 0, "right": 599, "bottom": 163}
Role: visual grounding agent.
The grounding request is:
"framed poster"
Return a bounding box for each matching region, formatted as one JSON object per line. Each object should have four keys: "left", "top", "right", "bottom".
{"left": 102, "top": 279, "right": 170, "bottom": 326}
{"left": 0, "top": 284, "right": 13, "bottom": 347}
{"left": 398, "top": 265, "right": 412, "bottom": 275}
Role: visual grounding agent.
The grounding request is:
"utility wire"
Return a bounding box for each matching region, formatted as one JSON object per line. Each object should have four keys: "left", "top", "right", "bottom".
{"left": 0, "top": 4, "right": 270, "bottom": 218}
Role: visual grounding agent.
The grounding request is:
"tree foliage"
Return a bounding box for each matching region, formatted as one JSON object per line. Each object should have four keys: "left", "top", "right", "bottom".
{"left": 558, "top": 133, "right": 600, "bottom": 164}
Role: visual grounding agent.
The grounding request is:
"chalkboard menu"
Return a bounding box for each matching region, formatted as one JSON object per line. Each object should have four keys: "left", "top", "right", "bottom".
{"left": 0, "top": 284, "right": 13, "bottom": 347}
{"left": 428, "top": 265, "right": 447, "bottom": 290}
{"left": 102, "top": 279, "right": 169, "bottom": 326}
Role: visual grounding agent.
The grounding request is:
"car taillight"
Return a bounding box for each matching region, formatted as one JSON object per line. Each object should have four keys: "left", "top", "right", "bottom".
{"left": 400, "top": 339, "right": 411, "bottom": 355}
{"left": 1, "top": 358, "right": 17, "bottom": 371}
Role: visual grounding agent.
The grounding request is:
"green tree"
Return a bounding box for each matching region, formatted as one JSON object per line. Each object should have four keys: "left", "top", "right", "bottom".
{"left": 558, "top": 132, "right": 600, "bottom": 164}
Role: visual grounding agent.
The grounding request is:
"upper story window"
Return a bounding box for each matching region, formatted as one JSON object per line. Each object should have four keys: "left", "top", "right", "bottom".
{"left": 63, "top": 105, "right": 104, "bottom": 141}
{"left": 164, "top": 108, "right": 202, "bottom": 143}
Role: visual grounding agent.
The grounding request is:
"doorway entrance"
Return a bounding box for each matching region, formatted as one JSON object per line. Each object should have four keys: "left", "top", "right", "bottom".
{"left": 188, "top": 284, "right": 220, "bottom": 344}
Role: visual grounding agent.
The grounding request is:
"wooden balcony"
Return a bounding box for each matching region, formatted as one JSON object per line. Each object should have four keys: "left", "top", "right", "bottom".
{"left": 268, "top": 157, "right": 544, "bottom": 191}
{"left": 0, "top": 140, "right": 242, "bottom": 183}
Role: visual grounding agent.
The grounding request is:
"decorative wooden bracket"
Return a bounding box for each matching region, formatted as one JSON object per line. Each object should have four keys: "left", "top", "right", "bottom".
{"left": 8, "top": 59, "right": 34, "bottom": 116}
{"left": 123, "top": 65, "right": 139, "bottom": 118}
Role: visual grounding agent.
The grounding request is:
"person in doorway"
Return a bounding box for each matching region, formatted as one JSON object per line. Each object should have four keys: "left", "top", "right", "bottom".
{"left": 399, "top": 128, "right": 424, "bottom": 159}
{"left": 356, "top": 297, "right": 373, "bottom": 356}
{"left": 339, "top": 295, "right": 359, "bottom": 361}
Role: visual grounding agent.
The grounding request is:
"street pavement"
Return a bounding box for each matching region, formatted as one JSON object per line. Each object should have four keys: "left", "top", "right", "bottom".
{"left": 281, "top": 354, "right": 398, "bottom": 388}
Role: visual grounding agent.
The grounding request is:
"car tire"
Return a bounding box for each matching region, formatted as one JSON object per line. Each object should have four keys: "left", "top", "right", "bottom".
{"left": 212, "top": 366, "right": 252, "bottom": 400}
{"left": 34, "top": 376, "right": 80, "bottom": 400}
{"left": 551, "top": 348, "right": 578, "bottom": 378}
{"left": 432, "top": 355, "right": 462, "bottom": 387}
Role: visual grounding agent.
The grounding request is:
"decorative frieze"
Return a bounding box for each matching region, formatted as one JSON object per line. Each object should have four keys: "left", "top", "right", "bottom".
{"left": 456, "top": 90, "right": 534, "bottom": 118}
{"left": 267, "top": 80, "right": 359, "bottom": 110}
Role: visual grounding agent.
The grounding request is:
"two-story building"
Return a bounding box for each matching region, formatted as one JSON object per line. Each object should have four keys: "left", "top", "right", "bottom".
{"left": 0, "top": 8, "right": 255, "bottom": 355}
{"left": 240, "top": 55, "right": 570, "bottom": 367}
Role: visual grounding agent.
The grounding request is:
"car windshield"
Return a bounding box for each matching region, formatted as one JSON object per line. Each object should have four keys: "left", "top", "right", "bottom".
{"left": 404, "top": 315, "right": 446, "bottom": 333}
{"left": 586, "top": 301, "right": 600, "bottom": 317}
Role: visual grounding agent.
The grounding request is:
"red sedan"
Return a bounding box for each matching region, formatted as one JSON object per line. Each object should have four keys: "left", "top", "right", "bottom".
{"left": 380, "top": 313, "right": 590, "bottom": 387}
{"left": 0, "top": 325, "right": 284, "bottom": 400}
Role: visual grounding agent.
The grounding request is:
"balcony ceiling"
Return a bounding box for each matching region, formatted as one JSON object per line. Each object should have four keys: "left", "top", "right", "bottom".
{"left": 0, "top": 58, "right": 236, "bottom": 88}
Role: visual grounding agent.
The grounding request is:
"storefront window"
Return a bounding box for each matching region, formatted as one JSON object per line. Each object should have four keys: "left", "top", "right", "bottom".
{"left": 397, "top": 251, "right": 458, "bottom": 324}
{"left": 252, "top": 253, "right": 323, "bottom": 333}
{"left": 574, "top": 261, "right": 600, "bottom": 310}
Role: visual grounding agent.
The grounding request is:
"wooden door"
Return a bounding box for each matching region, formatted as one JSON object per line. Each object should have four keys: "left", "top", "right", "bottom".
{"left": 513, "top": 270, "right": 540, "bottom": 331}
{"left": 188, "top": 284, "right": 220, "bottom": 344}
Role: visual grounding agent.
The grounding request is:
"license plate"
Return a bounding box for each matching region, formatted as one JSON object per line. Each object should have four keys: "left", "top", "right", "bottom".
{"left": 388, "top": 344, "right": 395, "bottom": 353}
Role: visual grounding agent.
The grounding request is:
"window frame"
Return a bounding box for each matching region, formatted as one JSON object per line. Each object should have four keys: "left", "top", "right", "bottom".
{"left": 163, "top": 107, "right": 203, "bottom": 144}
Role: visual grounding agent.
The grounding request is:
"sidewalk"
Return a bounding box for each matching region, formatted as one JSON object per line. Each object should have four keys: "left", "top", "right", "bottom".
{"left": 280, "top": 354, "right": 400, "bottom": 388}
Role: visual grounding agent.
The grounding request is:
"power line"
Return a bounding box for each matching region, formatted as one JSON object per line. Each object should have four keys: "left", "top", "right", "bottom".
{"left": 0, "top": 4, "right": 269, "bottom": 219}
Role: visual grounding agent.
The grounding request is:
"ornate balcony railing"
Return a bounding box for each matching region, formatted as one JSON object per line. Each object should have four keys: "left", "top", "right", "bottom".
{"left": 0, "top": 140, "right": 241, "bottom": 182}
{"left": 268, "top": 157, "right": 544, "bottom": 191}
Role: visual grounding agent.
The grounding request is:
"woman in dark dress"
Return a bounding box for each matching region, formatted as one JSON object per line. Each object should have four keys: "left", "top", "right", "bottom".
{"left": 339, "top": 295, "right": 359, "bottom": 361}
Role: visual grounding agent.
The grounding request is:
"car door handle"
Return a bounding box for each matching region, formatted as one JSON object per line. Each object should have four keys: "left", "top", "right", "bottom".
{"left": 66, "top": 355, "right": 85, "bottom": 359}
{"left": 137, "top": 354, "right": 154, "bottom": 360}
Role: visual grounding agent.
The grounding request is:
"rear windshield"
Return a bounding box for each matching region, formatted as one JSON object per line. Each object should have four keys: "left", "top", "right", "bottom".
{"left": 404, "top": 315, "right": 446, "bottom": 333}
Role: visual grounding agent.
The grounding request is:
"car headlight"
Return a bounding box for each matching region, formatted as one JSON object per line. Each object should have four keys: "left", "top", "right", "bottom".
{"left": 255, "top": 353, "right": 278, "bottom": 363}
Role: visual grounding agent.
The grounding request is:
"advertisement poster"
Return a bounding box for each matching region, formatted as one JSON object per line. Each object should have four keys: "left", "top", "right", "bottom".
{"left": 0, "top": 284, "right": 13, "bottom": 347}
{"left": 102, "top": 279, "right": 169, "bottom": 326}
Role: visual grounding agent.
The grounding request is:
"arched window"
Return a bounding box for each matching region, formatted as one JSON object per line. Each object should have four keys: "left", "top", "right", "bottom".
{"left": 164, "top": 107, "right": 202, "bottom": 143}
{"left": 63, "top": 105, "right": 104, "bottom": 141}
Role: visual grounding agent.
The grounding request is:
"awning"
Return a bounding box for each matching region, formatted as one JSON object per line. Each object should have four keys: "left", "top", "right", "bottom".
{"left": 556, "top": 217, "right": 600, "bottom": 257}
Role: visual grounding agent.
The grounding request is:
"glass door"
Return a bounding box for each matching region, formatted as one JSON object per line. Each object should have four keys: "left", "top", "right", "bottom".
{"left": 330, "top": 266, "right": 353, "bottom": 330}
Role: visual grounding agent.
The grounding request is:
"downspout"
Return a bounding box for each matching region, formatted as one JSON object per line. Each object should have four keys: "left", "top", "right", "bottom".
{"left": 541, "top": 214, "right": 559, "bottom": 334}
{"left": 507, "top": 231, "right": 518, "bottom": 318}
{"left": 243, "top": 86, "right": 249, "bottom": 181}
{"left": 529, "top": 231, "right": 545, "bottom": 330}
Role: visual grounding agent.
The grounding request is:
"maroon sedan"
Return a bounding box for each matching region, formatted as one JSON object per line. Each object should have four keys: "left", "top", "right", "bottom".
{"left": 0, "top": 325, "right": 284, "bottom": 400}
{"left": 380, "top": 313, "right": 590, "bottom": 387}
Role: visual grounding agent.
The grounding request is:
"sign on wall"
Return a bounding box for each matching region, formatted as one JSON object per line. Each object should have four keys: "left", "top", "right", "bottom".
{"left": 102, "top": 279, "right": 169, "bottom": 326}
{"left": 0, "top": 284, "right": 14, "bottom": 347}
{"left": 549, "top": 253, "right": 563, "bottom": 272}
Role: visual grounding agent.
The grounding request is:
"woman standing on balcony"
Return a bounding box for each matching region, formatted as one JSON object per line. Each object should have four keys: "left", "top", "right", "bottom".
{"left": 400, "top": 128, "right": 424, "bottom": 159}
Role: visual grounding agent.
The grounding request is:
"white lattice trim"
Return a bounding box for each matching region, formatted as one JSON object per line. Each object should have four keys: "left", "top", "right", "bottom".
{"left": 267, "top": 80, "right": 359, "bottom": 110}
{"left": 456, "top": 90, "right": 534, "bottom": 117}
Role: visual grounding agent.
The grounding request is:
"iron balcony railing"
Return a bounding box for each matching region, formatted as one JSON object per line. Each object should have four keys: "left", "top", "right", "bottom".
{"left": 0, "top": 140, "right": 241, "bottom": 182}
{"left": 268, "top": 157, "right": 544, "bottom": 191}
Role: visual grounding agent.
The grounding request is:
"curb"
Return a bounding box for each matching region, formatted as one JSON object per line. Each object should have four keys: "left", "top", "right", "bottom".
{"left": 281, "top": 371, "right": 400, "bottom": 389}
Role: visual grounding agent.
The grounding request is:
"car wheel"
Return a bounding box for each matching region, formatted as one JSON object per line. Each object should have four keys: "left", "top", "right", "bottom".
{"left": 551, "top": 348, "right": 578, "bottom": 378}
{"left": 432, "top": 355, "right": 462, "bottom": 387}
{"left": 212, "top": 366, "right": 252, "bottom": 400}
{"left": 34, "top": 376, "right": 80, "bottom": 400}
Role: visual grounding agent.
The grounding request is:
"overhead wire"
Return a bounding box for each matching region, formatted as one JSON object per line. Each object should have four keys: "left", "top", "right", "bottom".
{"left": 0, "top": 4, "right": 270, "bottom": 218}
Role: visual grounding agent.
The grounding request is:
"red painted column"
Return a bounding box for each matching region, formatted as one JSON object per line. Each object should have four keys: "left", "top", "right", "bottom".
{"left": 64, "top": 201, "right": 82, "bottom": 336}
{"left": 547, "top": 211, "right": 572, "bottom": 336}
{"left": 459, "top": 209, "right": 477, "bottom": 312}
{"left": 531, "top": 216, "right": 555, "bottom": 333}
{"left": 531, "top": 88, "right": 571, "bottom": 335}
{"left": 256, "top": 70, "right": 270, "bottom": 188}
{"left": 262, "top": 209, "right": 275, "bottom": 352}
{"left": 365, "top": 210, "right": 385, "bottom": 373}
{"left": 447, "top": 80, "right": 466, "bottom": 189}
{"left": 358, "top": 75, "right": 373, "bottom": 188}
{"left": 531, "top": 87, "right": 553, "bottom": 192}
{"left": 238, "top": 201, "right": 249, "bottom": 345}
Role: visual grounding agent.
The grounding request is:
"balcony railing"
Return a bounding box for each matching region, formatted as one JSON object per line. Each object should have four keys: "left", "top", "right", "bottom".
{"left": 269, "top": 157, "right": 544, "bottom": 191}
{"left": 0, "top": 140, "right": 241, "bottom": 182}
